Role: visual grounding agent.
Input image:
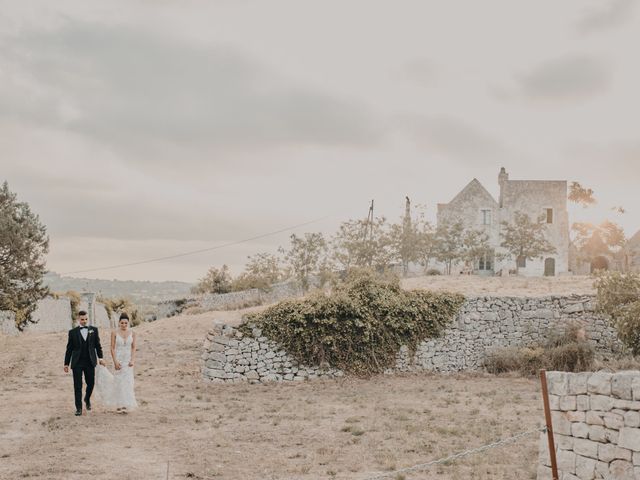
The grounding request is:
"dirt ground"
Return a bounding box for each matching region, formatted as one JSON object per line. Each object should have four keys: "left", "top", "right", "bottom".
{"left": 0, "top": 309, "right": 545, "bottom": 480}
{"left": 401, "top": 274, "right": 595, "bottom": 296}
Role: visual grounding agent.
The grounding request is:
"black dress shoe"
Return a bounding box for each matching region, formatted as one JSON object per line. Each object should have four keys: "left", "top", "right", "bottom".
{"left": 75, "top": 410, "right": 82, "bottom": 416}
{"left": 85, "top": 401, "right": 91, "bottom": 411}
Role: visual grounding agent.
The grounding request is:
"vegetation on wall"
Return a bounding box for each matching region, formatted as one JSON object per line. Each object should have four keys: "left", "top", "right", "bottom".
{"left": 239, "top": 269, "right": 464, "bottom": 375}
{"left": 595, "top": 271, "right": 640, "bottom": 355}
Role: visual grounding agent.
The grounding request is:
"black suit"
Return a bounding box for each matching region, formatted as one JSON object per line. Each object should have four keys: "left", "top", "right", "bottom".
{"left": 64, "top": 326, "right": 104, "bottom": 411}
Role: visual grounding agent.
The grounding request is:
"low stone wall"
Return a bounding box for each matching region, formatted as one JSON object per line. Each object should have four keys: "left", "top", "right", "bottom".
{"left": 202, "top": 294, "right": 622, "bottom": 383}
{"left": 157, "top": 282, "right": 303, "bottom": 320}
{"left": 0, "top": 297, "right": 72, "bottom": 334}
{"left": 202, "top": 322, "right": 343, "bottom": 383}
{"left": 538, "top": 371, "right": 640, "bottom": 479}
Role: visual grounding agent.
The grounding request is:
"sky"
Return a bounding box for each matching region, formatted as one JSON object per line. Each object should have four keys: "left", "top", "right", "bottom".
{"left": 1, "top": 0, "right": 638, "bottom": 282}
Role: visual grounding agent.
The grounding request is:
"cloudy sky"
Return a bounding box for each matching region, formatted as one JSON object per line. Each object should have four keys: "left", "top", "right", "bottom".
{"left": 1, "top": 0, "right": 638, "bottom": 282}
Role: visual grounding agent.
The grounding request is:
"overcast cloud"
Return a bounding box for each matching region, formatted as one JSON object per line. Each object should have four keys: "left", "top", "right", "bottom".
{"left": 0, "top": 0, "right": 638, "bottom": 281}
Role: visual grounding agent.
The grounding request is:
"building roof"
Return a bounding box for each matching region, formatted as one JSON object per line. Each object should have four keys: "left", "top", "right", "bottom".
{"left": 445, "top": 178, "right": 498, "bottom": 207}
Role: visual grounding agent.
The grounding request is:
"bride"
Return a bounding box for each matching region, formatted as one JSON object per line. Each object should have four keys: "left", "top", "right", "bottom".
{"left": 95, "top": 313, "right": 138, "bottom": 413}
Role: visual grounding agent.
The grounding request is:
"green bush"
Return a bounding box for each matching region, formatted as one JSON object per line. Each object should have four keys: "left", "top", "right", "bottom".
{"left": 239, "top": 269, "right": 464, "bottom": 375}
{"left": 594, "top": 271, "right": 640, "bottom": 355}
{"left": 485, "top": 324, "right": 595, "bottom": 375}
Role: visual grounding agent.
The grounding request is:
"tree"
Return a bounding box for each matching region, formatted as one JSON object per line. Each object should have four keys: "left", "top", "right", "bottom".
{"left": 191, "top": 265, "right": 233, "bottom": 294}
{"left": 281, "top": 232, "right": 329, "bottom": 293}
{"left": 460, "top": 229, "right": 492, "bottom": 271}
{"left": 500, "top": 211, "right": 556, "bottom": 273}
{"left": 434, "top": 221, "right": 465, "bottom": 275}
{"left": 595, "top": 272, "right": 640, "bottom": 354}
{"left": 569, "top": 182, "right": 596, "bottom": 208}
{"left": 331, "top": 217, "right": 393, "bottom": 272}
{"left": 232, "top": 252, "right": 283, "bottom": 292}
{"left": 0, "top": 181, "right": 49, "bottom": 329}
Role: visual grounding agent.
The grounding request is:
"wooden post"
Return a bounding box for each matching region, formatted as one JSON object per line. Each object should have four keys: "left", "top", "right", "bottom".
{"left": 539, "top": 369, "right": 559, "bottom": 480}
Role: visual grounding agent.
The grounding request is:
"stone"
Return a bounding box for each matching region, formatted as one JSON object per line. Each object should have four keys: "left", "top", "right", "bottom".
{"left": 577, "top": 395, "right": 590, "bottom": 411}
{"left": 211, "top": 335, "right": 230, "bottom": 346}
{"left": 555, "top": 434, "right": 574, "bottom": 451}
{"left": 618, "top": 428, "right": 640, "bottom": 452}
{"left": 566, "top": 411, "right": 586, "bottom": 422}
{"left": 606, "top": 428, "right": 620, "bottom": 444}
{"left": 590, "top": 394, "right": 614, "bottom": 411}
{"left": 574, "top": 438, "right": 599, "bottom": 459}
{"left": 568, "top": 372, "right": 590, "bottom": 395}
{"left": 587, "top": 372, "right": 613, "bottom": 395}
{"left": 604, "top": 412, "right": 625, "bottom": 430}
{"left": 547, "top": 372, "right": 570, "bottom": 396}
{"left": 599, "top": 443, "right": 617, "bottom": 463}
{"left": 548, "top": 394, "right": 560, "bottom": 410}
{"left": 586, "top": 411, "right": 604, "bottom": 426}
{"left": 557, "top": 448, "right": 576, "bottom": 474}
{"left": 612, "top": 371, "right": 640, "bottom": 400}
{"left": 574, "top": 454, "right": 596, "bottom": 479}
{"left": 245, "top": 370, "right": 259, "bottom": 381}
{"left": 552, "top": 411, "right": 572, "bottom": 436}
{"left": 560, "top": 395, "right": 577, "bottom": 411}
{"left": 571, "top": 422, "right": 589, "bottom": 438}
{"left": 589, "top": 425, "right": 606, "bottom": 442}
{"left": 609, "top": 460, "right": 635, "bottom": 479}
{"left": 595, "top": 460, "right": 609, "bottom": 478}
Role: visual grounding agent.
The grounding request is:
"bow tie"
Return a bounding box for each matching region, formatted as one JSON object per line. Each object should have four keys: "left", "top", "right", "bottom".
{"left": 80, "top": 327, "right": 88, "bottom": 330}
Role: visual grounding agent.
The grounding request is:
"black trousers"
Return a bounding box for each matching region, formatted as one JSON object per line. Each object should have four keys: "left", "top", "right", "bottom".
{"left": 72, "top": 363, "right": 95, "bottom": 411}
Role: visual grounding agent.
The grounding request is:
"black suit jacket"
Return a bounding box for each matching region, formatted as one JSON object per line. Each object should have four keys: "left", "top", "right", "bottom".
{"left": 64, "top": 326, "right": 104, "bottom": 368}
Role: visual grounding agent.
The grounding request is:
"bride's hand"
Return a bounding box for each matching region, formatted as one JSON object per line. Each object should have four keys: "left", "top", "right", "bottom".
{"left": 114, "top": 361, "right": 121, "bottom": 370}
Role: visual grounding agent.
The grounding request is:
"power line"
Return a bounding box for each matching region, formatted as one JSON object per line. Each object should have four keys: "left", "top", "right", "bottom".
{"left": 60, "top": 215, "right": 331, "bottom": 275}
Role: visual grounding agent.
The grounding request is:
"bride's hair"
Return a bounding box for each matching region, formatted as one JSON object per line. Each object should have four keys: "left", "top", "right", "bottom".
{"left": 119, "top": 313, "right": 130, "bottom": 322}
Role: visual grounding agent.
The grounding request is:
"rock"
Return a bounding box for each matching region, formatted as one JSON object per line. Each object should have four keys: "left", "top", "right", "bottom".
{"left": 619, "top": 428, "right": 640, "bottom": 452}
{"left": 588, "top": 372, "right": 613, "bottom": 395}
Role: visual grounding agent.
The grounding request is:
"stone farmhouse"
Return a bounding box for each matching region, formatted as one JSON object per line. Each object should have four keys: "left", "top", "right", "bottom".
{"left": 437, "top": 167, "right": 569, "bottom": 276}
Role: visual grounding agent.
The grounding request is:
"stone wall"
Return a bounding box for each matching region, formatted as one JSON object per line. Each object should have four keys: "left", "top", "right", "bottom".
{"left": 0, "top": 297, "right": 72, "bottom": 335}
{"left": 157, "top": 282, "right": 303, "bottom": 320}
{"left": 537, "top": 371, "right": 640, "bottom": 479}
{"left": 202, "top": 294, "right": 621, "bottom": 383}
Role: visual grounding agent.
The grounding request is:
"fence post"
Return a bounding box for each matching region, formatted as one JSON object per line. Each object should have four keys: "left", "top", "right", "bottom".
{"left": 539, "top": 369, "right": 559, "bottom": 480}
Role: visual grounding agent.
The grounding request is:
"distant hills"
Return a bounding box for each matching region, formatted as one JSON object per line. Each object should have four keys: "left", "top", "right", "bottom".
{"left": 44, "top": 272, "right": 193, "bottom": 303}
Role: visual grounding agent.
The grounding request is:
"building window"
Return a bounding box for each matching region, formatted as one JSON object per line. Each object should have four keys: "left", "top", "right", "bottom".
{"left": 517, "top": 255, "right": 527, "bottom": 268}
{"left": 481, "top": 209, "right": 492, "bottom": 225}
{"left": 545, "top": 208, "right": 553, "bottom": 224}
{"left": 478, "top": 251, "right": 494, "bottom": 271}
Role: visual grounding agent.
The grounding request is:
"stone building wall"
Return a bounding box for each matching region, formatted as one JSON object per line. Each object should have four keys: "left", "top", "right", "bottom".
{"left": 202, "top": 294, "right": 621, "bottom": 383}
{"left": 537, "top": 371, "right": 640, "bottom": 479}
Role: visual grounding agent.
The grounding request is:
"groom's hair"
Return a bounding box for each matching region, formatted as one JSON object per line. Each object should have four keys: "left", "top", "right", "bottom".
{"left": 78, "top": 310, "right": 87, "bottom": 316}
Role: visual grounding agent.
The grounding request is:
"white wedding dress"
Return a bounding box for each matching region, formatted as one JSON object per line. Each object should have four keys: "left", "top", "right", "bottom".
{"left": 95, "top": 332, "right": 138, "bottom": 410}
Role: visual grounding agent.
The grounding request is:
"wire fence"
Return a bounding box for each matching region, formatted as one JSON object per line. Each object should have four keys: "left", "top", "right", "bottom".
{"left": 362, "top": 426, "right": 546, "bottom": 480}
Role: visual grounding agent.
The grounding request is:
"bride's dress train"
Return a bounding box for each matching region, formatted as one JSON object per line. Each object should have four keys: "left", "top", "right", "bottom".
{"left": 95, "top": 333, "right": 137, "bottom": 409}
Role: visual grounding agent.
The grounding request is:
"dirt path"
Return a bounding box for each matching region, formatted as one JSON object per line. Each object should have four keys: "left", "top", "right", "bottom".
{"left": 0, "top": 312, "right": 543, "bottom": 480}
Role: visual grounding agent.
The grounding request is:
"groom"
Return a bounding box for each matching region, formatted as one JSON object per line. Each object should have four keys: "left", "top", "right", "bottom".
{"left": 63, "top": 310, "right": 105, "bottom": 416}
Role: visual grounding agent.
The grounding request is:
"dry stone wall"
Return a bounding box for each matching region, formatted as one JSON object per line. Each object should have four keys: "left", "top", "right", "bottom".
{"left": 202, "top": 294, "right": 621, "bottom": 383}
{"left": 537, "top": 371, "right": 640, "bottom": 479}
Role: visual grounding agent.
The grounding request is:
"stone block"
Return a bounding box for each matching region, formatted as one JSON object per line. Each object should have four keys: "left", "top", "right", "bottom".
{"left": 612, "top": 371, "right": 640, "bottom": 400}
{"left": 599, "top": 443, "right": 617, "bottom": 463}
{"left": 245, "top": 370, "right": 259, "bottom": 381}
{"left": 589, "top": 425, "right": 606, "bottom": 442}
{"left": 633, "top": 377, "right": 640, "bottom": 401}
{"left": 548, "top": 394, "right": 560, "bottom": 410}
{"left": 577, "top": 395, "right": 590, "bottom": 411}
{"left": 568, "top": 372, "right": 590, "bottom": 395}
{"left": 574, "top": 454, "right": 596, "bottom": 479}
{"left": 552, "top": 411, "right": 572, "bottom": 436}
{"left": 609, "top": 460, "right": 635, "bottom": 479}
{"left": 590, "top": 394, "right": 614, "bottom": 411}
{"left": 586, "top": 411, "right": 604, "bottom": 426}
{"left": 634, "top": 451, "right": 640, "bottom": 466}
{"left": 606, "top": 428, "right": 620, "bottom": 444}
{"left": 604, "top": 412, "right": 625, "bottom": 430}
{"left": 574, "top": 438, "right": 599, "bottom": 459}
{"left": 536, "top": 464, "right": 553, "bottom": 480}
{"left": 596, "top": 460, "right": 609, "bottom": 478}
{"left": 547, "top": 371, "right": 570, "bottom": 396}
{"left": 588, "top": 372, "right": 613, "bottom": 395}
{"left": 211, "top": 335, "right": 230, "bottom": 346}
{"left": 571, "top": 422, "right": 589, "bottom": 438}
{"left": 618, "top": 428, "right": 640, "bottom": 452}
{"left": 566, "top": 411, "right": 586, "bottom": 422}
{"left": 560, "top": 395, "right": 577, "bottom": 411}
{"left": 557, "top": 448, "right": 576, "bottom": 474}
{"left": 555, "top": 434, "right": 574, "bottom": 450}
{"left": 614, "top": 399, "right": 640, "bottom": 410}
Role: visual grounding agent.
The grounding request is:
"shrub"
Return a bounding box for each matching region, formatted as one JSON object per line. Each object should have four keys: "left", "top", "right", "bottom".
{"left": 239, "top": 269, "right": 464, "bottom": 375}
{"left": 425, "top": 268, "right": 442, "bottom": 276}
{"left": 192, "top": 265, "right": 233, "bottom": 294}
{"left": 485, "top": 325, "right": 595, "bottom": 375}
{"left": 594, "top": 271, "right": 640, "bottom": 355}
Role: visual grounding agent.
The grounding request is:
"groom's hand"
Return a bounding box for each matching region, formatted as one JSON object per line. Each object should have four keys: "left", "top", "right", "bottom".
{"left": 64, "top": 365, "right": 69, "bottom": 373}
{"left": 98, "top": 359, "right": 106, "bottom": 366}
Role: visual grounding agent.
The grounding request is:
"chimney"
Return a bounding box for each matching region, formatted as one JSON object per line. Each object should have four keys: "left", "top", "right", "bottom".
{"left": 498, "top": 167, "right": 508, "bottom": 207}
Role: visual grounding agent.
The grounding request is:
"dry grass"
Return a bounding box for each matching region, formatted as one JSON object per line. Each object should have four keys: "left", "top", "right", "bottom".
{"left": 401, "top": 274, "right": 595, "bottom": 297}
{"left": 0, "top": 312, "right": 543, "bottom": 480}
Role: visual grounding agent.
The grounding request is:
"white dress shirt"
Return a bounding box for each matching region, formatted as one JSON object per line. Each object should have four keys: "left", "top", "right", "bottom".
{"left": 80, "top": 327, "right": 88, "bottom": 341}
